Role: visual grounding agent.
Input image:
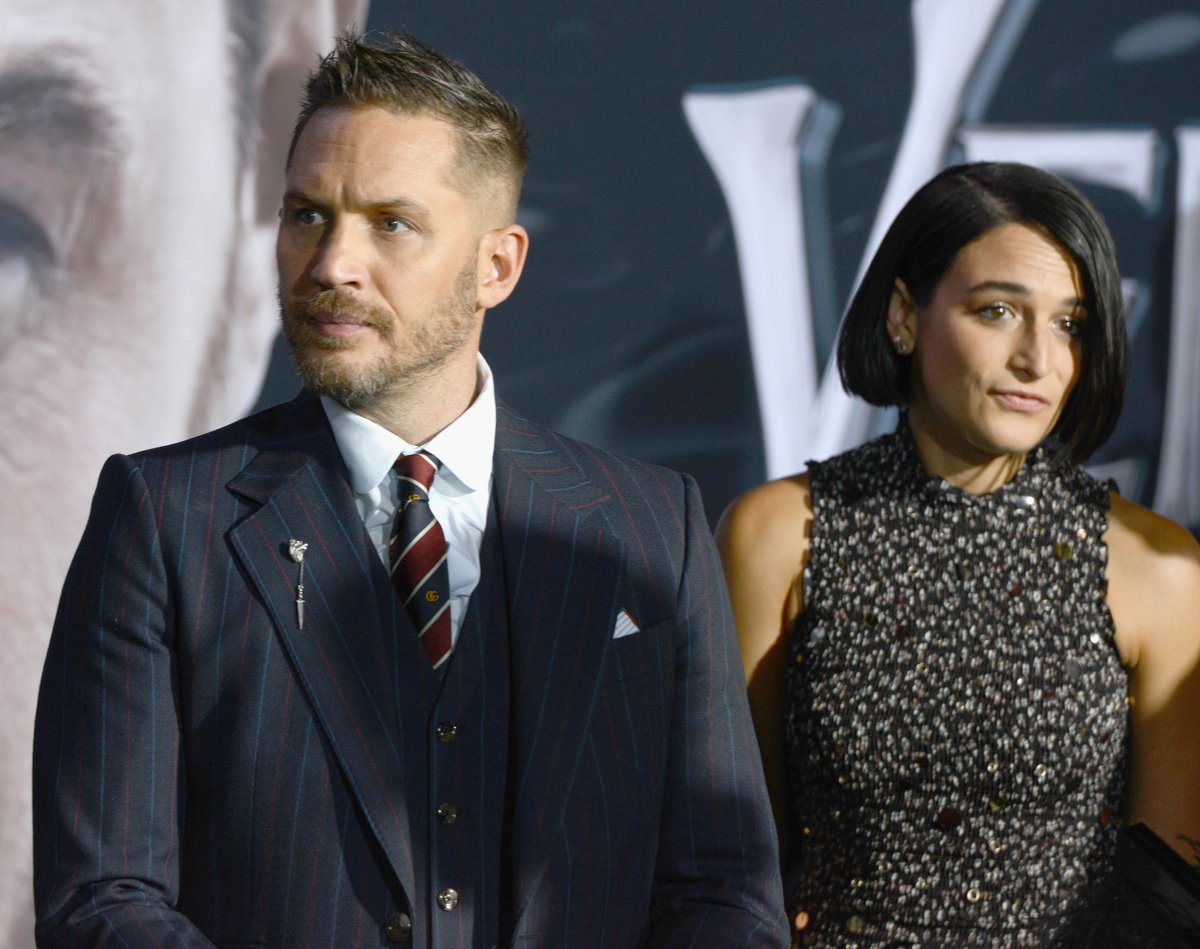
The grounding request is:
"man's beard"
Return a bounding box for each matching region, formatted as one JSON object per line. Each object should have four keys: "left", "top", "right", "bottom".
{"left": 280, "top": 260, "right": 479, "bottom": 410}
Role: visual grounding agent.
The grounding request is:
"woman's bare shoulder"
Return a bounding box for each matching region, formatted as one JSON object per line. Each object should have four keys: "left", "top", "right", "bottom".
{"left": 1106, "top": 492, "right": 1200, "bottom": 665}
{"left": 1106, "top": 493, "right": 1200, "bottom": 586}
{"left": 717, "top": 473, "right": 815, "bottom": 663}
{"left": 716, "top": 472, "right": 814, "bottom": 606}
{"left": 716, "top": 472, "right": 813, "bottom": 557}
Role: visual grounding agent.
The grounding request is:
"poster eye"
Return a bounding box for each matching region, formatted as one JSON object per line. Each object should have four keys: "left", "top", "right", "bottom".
{"left": 0, "top": 200, "right": 55, "bottom": 303}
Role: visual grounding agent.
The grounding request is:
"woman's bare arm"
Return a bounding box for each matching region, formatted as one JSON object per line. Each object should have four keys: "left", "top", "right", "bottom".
{"left": 1106, "top": 492, "right": 1200, "bottom": 864}
{"left": 715, "top": 474, "right": 812, "bottom": 858}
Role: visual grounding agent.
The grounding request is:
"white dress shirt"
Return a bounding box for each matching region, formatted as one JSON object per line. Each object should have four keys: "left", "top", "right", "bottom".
{"left": 321, "top": 356, "right": 496, "bottom": 646}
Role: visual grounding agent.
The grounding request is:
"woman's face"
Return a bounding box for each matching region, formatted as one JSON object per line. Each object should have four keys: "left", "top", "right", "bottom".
{"left": 894, "top": 222, "right": 1086, "bottom": 471}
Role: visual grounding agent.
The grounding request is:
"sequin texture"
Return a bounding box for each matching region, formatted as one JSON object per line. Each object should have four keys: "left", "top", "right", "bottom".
{"left": 785, "top": 426, "right": 1127, "bottom": 946}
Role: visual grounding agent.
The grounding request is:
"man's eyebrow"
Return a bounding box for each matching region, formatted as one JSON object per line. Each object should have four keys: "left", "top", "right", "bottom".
{"left": 281, "top": 190, "right": 431, "bottom": 216}
{"left": 0, "top": 63, "right": 120, "bottom": 155}
{"left": 361, "top": 197, "right": 430, "bottom": 216}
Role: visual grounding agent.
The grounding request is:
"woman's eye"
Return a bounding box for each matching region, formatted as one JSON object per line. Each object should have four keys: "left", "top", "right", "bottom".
{"left": 978, "top": 302, "right": 1012, "bottom": 320}
{"left": 1057, "top": 316, "right": 1085, "bottom": 338}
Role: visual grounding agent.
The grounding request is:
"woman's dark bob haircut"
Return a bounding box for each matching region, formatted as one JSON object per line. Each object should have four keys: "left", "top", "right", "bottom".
{"left": 837, "top": 161, "right": 1127, "bottom": 464}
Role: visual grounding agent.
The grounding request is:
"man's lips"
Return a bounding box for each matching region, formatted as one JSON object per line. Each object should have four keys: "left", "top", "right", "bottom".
{"left": 992, "top": 389, "right": 1050, "bottom": 412}
{"left": 310, "top": 312, "right": 369, "bottom": 325}
{"left": 297, "top": 304, "right": 386, "bottom": 336}
{"left": 309, "top": 318, "right": 374, "bottom": 339}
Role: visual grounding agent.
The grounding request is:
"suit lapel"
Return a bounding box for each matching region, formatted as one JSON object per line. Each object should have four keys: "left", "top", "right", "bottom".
{"left": 492, "top": 407, "right": 624, "bottom": 913}
{"left": 226, "top": 394, "right": 418, "bottom": 903}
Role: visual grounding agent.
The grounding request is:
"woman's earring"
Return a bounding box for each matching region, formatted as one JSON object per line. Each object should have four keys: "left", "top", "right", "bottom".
{"left": 893, "top": 336, "right": 910, "bottom": 355}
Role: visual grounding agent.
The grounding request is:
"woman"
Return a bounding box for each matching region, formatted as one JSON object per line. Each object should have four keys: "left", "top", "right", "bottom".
{"left": 717, "top": 162, "right": 1200, "bottom": 945}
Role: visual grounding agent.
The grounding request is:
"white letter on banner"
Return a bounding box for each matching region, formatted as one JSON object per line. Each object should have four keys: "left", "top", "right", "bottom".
{"left": 956, "top": 126, "right": 1161, "bottom": 206}
{"left": 684, "top": 0, "right": 1025, "bottom": 477}
{"left": 819, "top": 0, "right": 1034, "bottom": 458}
{"left": 1156, "top": 126, "right": 1200, "bottom": 526}
{"left": 682, "top": 83, "right": 826, "bottom": 479}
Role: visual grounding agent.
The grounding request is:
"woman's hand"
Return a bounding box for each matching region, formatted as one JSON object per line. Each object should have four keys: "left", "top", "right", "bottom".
{"left": 792, "top": 909, "right": 810, "bottom": 946}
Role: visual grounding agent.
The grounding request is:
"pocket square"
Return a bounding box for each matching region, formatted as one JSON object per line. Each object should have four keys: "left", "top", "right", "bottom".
{"left": 612, "top": 608, "right": 640, "bottom": 639}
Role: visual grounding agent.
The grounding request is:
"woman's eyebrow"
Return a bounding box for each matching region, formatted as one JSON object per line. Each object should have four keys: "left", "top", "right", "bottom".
{"left": 967, "top": 280, "right": 1083, "bottom": 308}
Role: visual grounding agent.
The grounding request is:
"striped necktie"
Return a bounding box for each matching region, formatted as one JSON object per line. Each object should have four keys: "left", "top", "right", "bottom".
{"left": 389, "top": 451, "right": 452, "bottom": 668}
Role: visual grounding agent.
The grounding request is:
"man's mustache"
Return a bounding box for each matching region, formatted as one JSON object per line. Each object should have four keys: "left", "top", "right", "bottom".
{"left": 290, "top": 290, "right": 390, "bottom": 332}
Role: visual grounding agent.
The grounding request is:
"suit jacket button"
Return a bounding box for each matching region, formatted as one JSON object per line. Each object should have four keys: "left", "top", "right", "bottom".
{"left": 385, "top": 911, "right": 412, "bottom": 942}
{"left": 436, "top": 722, "right": 459, "bottom": 743}
{"left": 437, "top": 803, "right": 459, "bottom": 825}
{"left": 437, "top": 888, "right": 459, "bottom": 911}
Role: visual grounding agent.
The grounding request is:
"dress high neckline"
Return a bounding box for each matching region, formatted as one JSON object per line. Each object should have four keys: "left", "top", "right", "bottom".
{"left": 892, "top": 417, "right": 1052, "bottom": 512}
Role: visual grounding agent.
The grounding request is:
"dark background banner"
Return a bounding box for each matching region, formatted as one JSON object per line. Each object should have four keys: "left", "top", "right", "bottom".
{"left": 257, "top": 0, "right": 1200, "bottom": 531}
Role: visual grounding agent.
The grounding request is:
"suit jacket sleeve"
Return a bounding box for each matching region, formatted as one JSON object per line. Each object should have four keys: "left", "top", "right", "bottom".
{"left": 33, "top": 454, "right": 216, "bottom": 947}
{"left": 643, "top": 475, "right": 789, "bottom": 947}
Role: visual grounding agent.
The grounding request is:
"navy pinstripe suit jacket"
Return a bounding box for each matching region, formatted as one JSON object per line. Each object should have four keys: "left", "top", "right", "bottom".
{"left": 33, "top": 392, "right": 787, "bottom": 948}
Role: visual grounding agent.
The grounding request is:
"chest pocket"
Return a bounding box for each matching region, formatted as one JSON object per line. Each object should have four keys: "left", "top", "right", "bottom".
{"left": 601, "top": 618, "right": 672, "bottom": 686}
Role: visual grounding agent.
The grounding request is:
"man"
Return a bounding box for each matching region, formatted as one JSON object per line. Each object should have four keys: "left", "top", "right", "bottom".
{"left": 32, "top": 31, "right": 788, "bottom": 948}
{"left": 2, "top": 2, "right": 362, "bottom": 945}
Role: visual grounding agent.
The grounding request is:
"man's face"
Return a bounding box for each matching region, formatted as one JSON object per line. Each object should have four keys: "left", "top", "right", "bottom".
{"left": 277, "top": 107, "right": 488, "bottom": 414}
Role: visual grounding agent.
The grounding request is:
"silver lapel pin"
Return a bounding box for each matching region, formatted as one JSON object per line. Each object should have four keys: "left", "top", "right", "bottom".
{"left": 288, "top": 539, "right": 309, "bottom": 629}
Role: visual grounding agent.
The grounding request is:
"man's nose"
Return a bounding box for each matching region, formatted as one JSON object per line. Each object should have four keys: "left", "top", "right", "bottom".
{"left": 309, "top": 221, "right": 367, "bottom": 289}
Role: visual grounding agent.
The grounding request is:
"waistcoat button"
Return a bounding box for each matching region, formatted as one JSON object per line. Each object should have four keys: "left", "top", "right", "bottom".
{"left": 437, "top": 803, "right": 459, "bottom": 825}
{"left": 437, "top": 888, "right": 460, "bottom": 911}
{"left": 436, "top": 722, "right": 459, "bottom": 743}
{"left": 384, "top": 911, "right": 412, "bottom": 942}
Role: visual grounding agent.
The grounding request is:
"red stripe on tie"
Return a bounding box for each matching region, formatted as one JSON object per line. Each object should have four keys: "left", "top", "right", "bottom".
{"left": 389, "top": 451, "right": 452, "bottom": 666}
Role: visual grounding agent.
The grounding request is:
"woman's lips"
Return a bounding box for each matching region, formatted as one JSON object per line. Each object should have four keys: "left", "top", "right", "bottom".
{"left": 992, "top": 389, "right": 1049, "bottom": 413}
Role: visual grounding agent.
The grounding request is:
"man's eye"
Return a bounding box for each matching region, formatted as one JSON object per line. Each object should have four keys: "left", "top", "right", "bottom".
{"left": 295, "top": 208, "right": 325, "bottom": 226}
{"left": 380, "top": 217, "right": 409, "bottom": 234}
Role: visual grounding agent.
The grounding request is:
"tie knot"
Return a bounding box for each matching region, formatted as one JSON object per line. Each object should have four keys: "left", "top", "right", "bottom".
{"left": 393, "top": 451, "right": 438, "bottom": 494}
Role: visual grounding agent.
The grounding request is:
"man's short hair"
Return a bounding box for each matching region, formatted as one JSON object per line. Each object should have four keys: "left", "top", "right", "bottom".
{"left": 287, "top": 30, "right": 529, "bottom": 218}
{"left": 837, "top": 161, "right": 1128, "bottom": 464}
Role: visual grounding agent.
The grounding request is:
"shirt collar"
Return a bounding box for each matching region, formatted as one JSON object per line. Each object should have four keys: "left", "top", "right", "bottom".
{"left": 321, "top": 354, "right": 497, "bottom": 495}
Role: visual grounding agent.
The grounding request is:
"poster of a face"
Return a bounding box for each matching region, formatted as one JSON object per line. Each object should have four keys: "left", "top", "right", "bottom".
{"left": 0, "top": 1, "right": 363, "bottom": 942}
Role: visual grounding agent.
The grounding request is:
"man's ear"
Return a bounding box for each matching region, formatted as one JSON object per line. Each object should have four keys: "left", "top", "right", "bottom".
{"left": 886, "top": 278, "right": 918, "bottom": 353}
{"left": 477, "top": 224, "right": 529, "bottom": 311}
{"left": 202, "top": 0, "right": 367, "bottom": 432}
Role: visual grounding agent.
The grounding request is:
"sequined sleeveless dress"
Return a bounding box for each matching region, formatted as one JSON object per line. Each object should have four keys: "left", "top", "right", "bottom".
{"left": 785, "top": 427, "right": 1128, "bottom": 947}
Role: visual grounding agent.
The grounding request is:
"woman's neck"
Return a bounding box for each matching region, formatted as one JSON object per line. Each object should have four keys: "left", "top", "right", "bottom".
{"left": 905, "top": 412, "right": 1028, "bottom": 495}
